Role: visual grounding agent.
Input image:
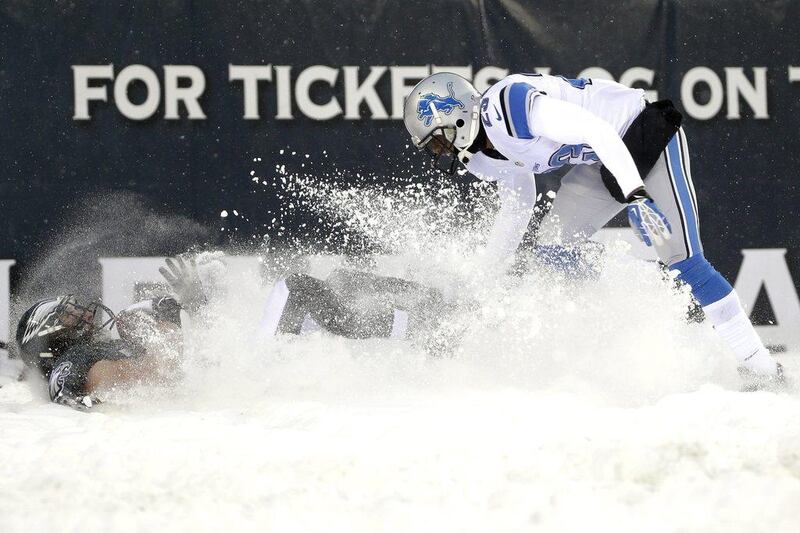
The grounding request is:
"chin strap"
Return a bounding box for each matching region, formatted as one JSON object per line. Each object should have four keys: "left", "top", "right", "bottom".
{"left": 457, "top": 147, "right": 478, "bottom": 165}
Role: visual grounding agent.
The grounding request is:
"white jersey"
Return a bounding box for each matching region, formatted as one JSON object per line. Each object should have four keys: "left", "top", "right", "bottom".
{"left": 465, "top": 73, "right": 647, "bottom": 264}
{"left": 474, "top": 73, "right": 645, "bottom": 175}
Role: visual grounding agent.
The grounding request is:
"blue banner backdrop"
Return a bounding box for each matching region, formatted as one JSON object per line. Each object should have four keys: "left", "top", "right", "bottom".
{"left": 1, "top": 1, "right": 798, "bottom": 337}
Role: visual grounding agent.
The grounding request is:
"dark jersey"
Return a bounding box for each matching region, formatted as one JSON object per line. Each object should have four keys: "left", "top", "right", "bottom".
{"left": 48, "top": 339, "right": 145, "bottom": 409}
{"left": 44, "top": 296, "right": 180, "bottom": 410}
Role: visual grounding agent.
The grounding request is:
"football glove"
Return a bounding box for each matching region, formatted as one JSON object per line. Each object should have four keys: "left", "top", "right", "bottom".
{"left": 159, "top": 256, "right": 207, "bottom": 313}
{"left": 626, "top": 187, "right": 672, "bottom": 247}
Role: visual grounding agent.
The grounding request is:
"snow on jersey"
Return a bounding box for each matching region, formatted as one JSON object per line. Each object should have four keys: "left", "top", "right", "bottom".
{"left": 472, "top": 73, "right": 645, "bottom": 177}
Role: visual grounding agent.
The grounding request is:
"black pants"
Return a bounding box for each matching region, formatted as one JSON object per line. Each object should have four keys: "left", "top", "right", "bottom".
{"left": 277, "top": 274, "right": 396, "bottom": 338}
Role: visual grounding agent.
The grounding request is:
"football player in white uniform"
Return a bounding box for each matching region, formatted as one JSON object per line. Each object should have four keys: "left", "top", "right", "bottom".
{"left": 403, "top": 72, "right": 785, "bottom": 388}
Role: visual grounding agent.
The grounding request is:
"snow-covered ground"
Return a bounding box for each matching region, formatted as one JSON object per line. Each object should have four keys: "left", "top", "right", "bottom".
{"left": 1, "top": 249, "right": 799, "bottom": 533}
{"left": 1, "top": 356, "right": 798, "bottom": 533}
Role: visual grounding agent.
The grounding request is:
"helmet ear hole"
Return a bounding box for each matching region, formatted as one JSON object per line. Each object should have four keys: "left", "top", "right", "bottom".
{"left": 456, "top": 119, "right": 465, "bottom": 127}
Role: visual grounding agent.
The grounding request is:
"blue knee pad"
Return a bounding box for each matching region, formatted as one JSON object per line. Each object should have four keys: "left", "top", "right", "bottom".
{"left": 534, "top": 244, "right": 598, "bottom": 279}
{"left": 671, "top": 253, "right": 732, "bottom": 306}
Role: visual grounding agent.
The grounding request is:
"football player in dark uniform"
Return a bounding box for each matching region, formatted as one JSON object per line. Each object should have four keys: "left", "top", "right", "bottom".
{"left": 16, "top": 294, "right": 183, "bottom": 410}
{"left": 14, "top": 255, "right": 467, "bottom": 410}
{"left": 159, "top": 255, "right": 467, "bottom": 355}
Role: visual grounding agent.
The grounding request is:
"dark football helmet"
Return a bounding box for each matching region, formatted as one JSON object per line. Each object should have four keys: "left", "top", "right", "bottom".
{"left": 15, "top": 295, "right": 115, "bottom": 376}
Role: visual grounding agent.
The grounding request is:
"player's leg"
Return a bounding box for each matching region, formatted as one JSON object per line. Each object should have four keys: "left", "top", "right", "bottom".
{"left": 645, "top": 128, "right": 781, "bottom": 380}
{"left": 535, "top": 165, "right": 626, "bottom": 275}
{"left": 641, "top": 127, "right": 704, "bottom": 265}
{"left": 327, "top": 268, "right": 443, "bottom": 314}
{"left": 259, "top": 274, "right": 407, "bottom": 339}
{"left": 538, "top": 164, "right": 624, "bottom": 246}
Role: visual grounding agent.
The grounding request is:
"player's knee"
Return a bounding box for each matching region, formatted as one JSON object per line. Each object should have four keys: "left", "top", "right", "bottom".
{"left": 533, "top": 244, "right": 600, "bottom": 278}
{"left": 671, "top": 253, "right": 732, "bottom": 306}
{"left": 285, "top": 273, "right": 321, "bottom": 292}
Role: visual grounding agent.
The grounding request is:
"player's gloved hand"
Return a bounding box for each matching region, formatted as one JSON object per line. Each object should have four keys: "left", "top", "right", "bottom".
{"left": 626, "top": 187, "right": 672, "bottom": 247}
{"left": 152, "top": 296, "right": 183, "bottom": 324}
{"left": 159, "top": 256, "right": 207, "bottom": 313}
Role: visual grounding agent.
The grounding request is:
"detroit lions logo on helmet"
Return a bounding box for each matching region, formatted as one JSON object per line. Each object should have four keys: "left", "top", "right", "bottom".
{"left": 416, "top": 82, "right": 465, "bottom": 127}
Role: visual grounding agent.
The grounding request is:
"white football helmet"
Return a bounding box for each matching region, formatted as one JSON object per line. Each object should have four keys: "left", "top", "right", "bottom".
{"left": 403, "top": 72, "right": 481, "bottom": 174}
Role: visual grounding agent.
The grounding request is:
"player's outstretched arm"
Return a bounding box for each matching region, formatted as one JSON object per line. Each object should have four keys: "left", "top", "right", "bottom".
{"left": 159, "top": 256, "right": 207, "bottom": 313}
{"left": 529, "top": 96, "right": 671, "bottom": 246}
{"left": 483, "top": 171, "right": 537, "bottom": 267}
{"left": 529, "top": 96, "right": 644, "bottom": 198}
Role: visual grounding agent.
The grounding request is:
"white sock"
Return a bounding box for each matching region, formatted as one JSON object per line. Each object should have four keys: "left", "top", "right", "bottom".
{"left": 391, "top": 309, "right": 409, "bottom": 339}
{"left": 702, "top": 291, "right": 778, "bottom": 375}
{"left": 258, "top": 278, "right": 290, "bottom": 337}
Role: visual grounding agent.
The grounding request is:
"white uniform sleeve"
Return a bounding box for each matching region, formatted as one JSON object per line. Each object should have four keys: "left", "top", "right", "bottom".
{"left": 483, "top": 171, "right": 537, "bottom": 263}
{"left": 529, "top": 95, "right": 644, "bottom": 198}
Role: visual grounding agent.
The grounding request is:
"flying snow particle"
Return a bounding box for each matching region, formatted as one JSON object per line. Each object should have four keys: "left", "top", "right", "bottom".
{"left": 220, "top": 210, "right": 228, "bottom": 218}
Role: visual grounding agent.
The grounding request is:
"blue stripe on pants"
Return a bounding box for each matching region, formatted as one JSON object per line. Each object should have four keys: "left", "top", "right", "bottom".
{"left": 666, "top": 134, "right": 701, "bottom": 256}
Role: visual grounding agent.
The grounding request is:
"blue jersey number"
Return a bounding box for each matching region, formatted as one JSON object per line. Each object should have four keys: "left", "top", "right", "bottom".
{"left": 480, "top": 98, "right": 492, "bottom": 127}
{"left": 548, "top": 144, "right": 599, "bottom": 169}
